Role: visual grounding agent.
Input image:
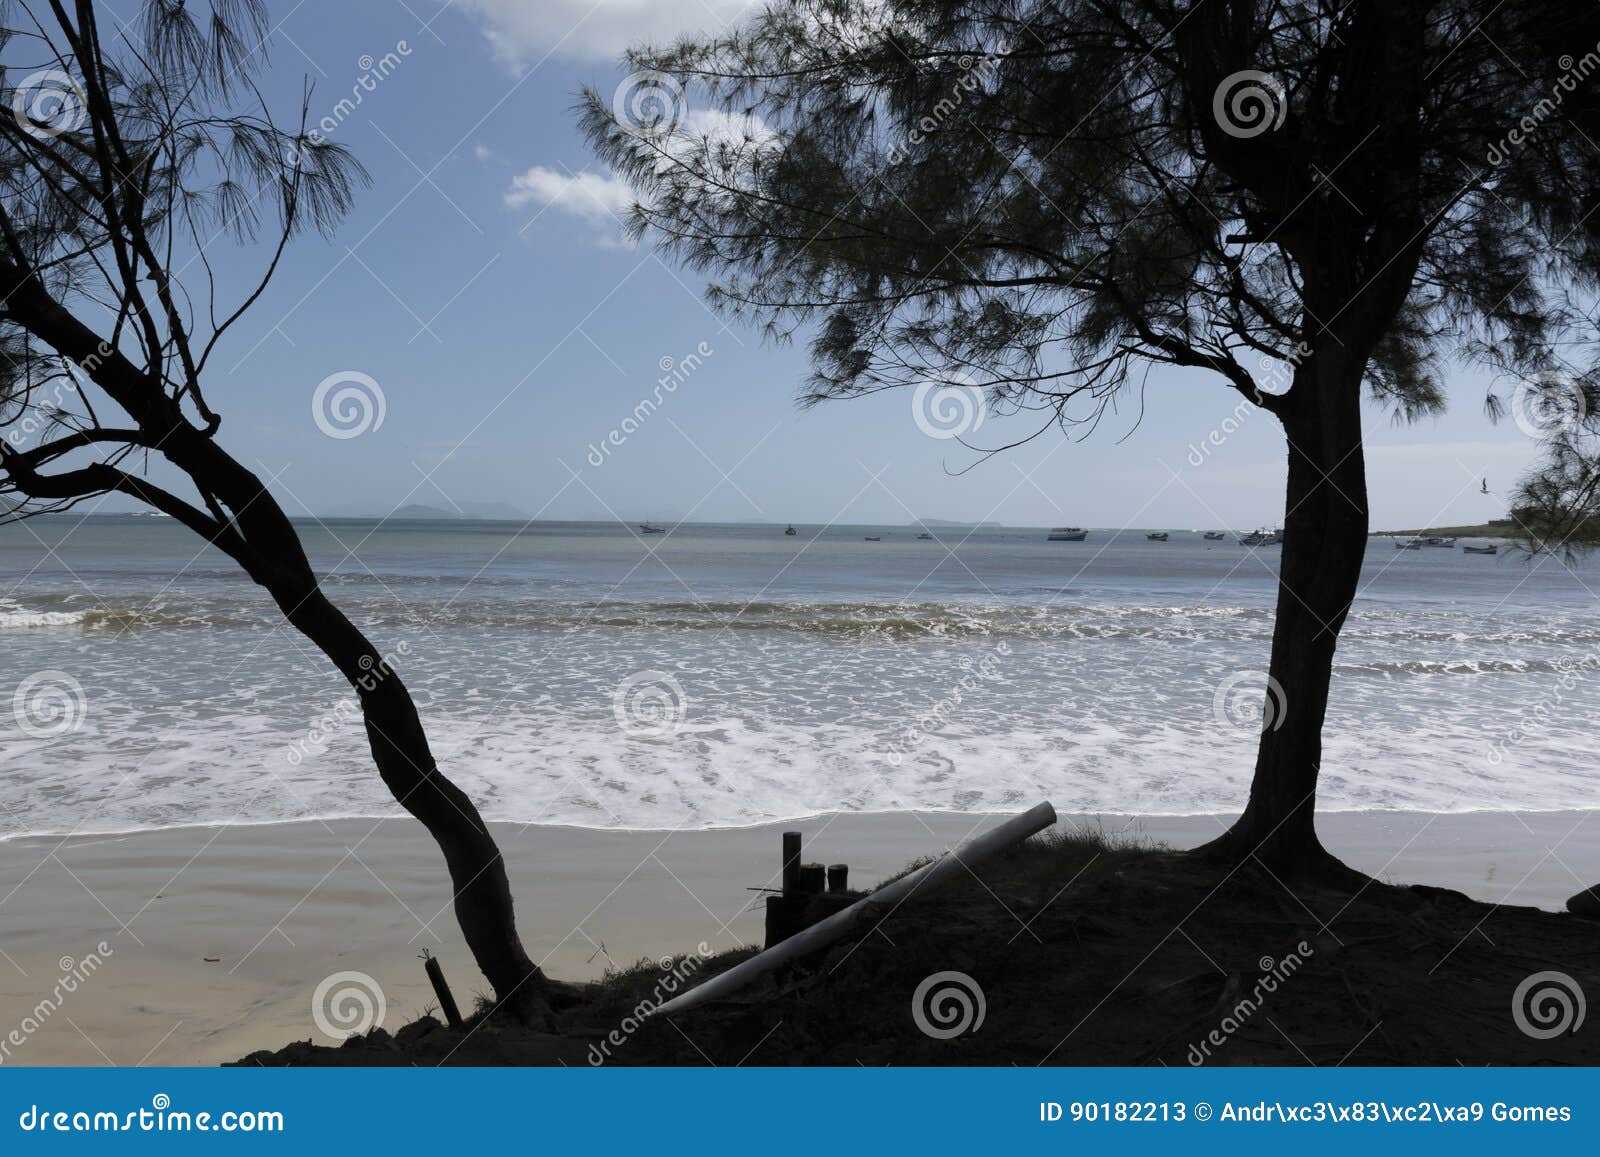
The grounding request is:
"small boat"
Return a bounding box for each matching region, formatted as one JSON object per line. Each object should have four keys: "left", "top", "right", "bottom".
{"left": 916, "top": 532, "right": 933, "bottom": 540}
{"left": 1394, "top": 537, "right": 1421, "bottom": 550}
{"left": 1203, "top": 531, "right": 1226, "bottom": 541}
{"left": 1146, "top": 531, "right": 1169, "bottom": 541}
{"left": 785, "top": 524, "right": 797, "bottom": 536}
{"left": 639, "top": 523, "right": 665, "bottom": 534}
{"left": 1048, "top": 527, "right": 1088, "bottom": 541}
{"left": 1462, "top": 543, "right": 1499, "bottom": 555}
{"left": 1239, "top": 527, "right": 1277, "bottom": 546}
{"left": 1423, "top": 536, "right": 1456, "bottom": 548}
{"left": 864, "top": 536, "right": 881, "bottom": 542}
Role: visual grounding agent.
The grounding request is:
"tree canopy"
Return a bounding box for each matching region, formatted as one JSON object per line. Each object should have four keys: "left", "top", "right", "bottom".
{"left": 583, "top": 0, "right": 1600, "bottom": 440}
{"left": 1, "top": 0, "right": 364, "bottom": 521}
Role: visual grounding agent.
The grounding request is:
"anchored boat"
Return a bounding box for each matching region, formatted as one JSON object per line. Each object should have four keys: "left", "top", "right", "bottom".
{"left": 1047, "top": 527, "right": 1088, "bottom": 541}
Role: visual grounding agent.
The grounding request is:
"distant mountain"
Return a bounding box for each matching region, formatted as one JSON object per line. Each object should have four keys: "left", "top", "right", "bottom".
{"left": 913, "top": 518, "right": 1006, "bottom": 527}
{"left": 387, "top": 501, "right": 529, "bottom": 521}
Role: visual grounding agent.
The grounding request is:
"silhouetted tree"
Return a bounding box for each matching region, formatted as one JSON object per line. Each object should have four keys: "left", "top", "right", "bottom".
{"left": 585, "top": 0, "right": 1600, "bottom": 874}
{"left": 0, "top": 0, "right": 547, "bottom": 1019}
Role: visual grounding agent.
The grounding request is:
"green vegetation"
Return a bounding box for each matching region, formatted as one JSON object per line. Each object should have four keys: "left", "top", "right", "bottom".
{"left": 1371, "top": 524, "right": 1511, "bottom": 537}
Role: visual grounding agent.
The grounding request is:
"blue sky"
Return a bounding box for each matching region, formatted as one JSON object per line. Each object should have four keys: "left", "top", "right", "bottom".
{"left": 103, "top": 0, "right": 1541, "bottom": 529}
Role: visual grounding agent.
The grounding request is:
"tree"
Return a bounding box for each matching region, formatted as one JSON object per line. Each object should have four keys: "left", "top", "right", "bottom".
{"left": 0, "top": 0, "right": 547, "bottom": 1019}
{"left": 584, "top": 0, "right": 1600, "bottom": 875}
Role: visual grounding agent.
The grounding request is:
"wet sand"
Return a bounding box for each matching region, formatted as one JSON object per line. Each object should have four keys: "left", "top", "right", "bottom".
{"left": 0, "top": 809, "right": 1594, "bottom": 1066}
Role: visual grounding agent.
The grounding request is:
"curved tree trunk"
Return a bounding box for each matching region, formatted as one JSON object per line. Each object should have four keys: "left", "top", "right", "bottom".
{"left": 1199, "top": 355, "right": 1369, "bottom": 877}
{"left": 0, "top": 271, "right": 548, "bottom": 1016}
{"left": 172, "top": 438, "right": 550, "bottom": 1021}
{"left": 279, "top": 585, "right": 550, "bottom": 1021}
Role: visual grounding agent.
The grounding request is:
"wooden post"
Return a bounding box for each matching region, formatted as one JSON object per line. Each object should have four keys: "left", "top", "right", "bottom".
{"left": 655, "top": 802, "right": 1058, "bottom": 1018}
{"left": 798, "top": 863, "right": 826, "bottom": 894}
{"left": 827, "top": 864, "right": 849, "bottom": 893}
{"left": 781, "top": 831, "right": 802, "bottom": 897}
{"left": 423, "top": 952, "right": 465, "bottom": 1031}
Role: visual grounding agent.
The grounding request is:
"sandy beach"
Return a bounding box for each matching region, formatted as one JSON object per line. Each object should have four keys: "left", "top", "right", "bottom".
{"left": 0, "top": 809, "right": 1594, "bottom": 1066}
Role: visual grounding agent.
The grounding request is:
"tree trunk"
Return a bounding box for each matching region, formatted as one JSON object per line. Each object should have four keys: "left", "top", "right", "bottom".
{"left": 1198, "top": 355, "right": 1369, "bottom": 878}
{"left": 0, "top": 271, "right": 549, "bottom": 1019}
{"left": 276, "top": 583, "right": 550, "bottom": 1023}
{"left": 170, "top": 434, "right": 550, "bottom": 1022}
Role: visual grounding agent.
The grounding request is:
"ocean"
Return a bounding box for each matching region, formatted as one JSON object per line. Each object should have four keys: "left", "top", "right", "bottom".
{"left": 2, "top": 515, "right": 1596, "bottom": 839}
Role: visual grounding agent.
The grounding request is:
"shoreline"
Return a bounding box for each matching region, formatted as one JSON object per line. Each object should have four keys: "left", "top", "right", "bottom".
{"left": 3, "top": 802, "right": 1591, "bottom": 845}
{"left": 2, "top": 809, "right": 1595, "bottom": 1066}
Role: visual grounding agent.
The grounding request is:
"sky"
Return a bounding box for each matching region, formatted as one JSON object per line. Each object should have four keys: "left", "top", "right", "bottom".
{"left": 62, "top": 0, "right": 1546, "bottom": 529}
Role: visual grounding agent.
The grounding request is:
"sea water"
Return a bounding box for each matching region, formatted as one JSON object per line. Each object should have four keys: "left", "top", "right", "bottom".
{"left": 2, "top": 516, "right": 1596, "bottom": 838}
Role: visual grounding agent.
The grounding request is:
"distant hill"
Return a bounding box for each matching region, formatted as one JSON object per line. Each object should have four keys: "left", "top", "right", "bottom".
{"left": 913, "top": 518, "right": 1006, "bottom": 527}
{"left": 388, "top": 501, "right": 528, "bottom": 521}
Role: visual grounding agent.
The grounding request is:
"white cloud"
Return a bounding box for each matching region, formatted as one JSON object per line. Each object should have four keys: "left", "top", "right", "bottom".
{"left": 505, "top": 166, "right": 635, "bottom": 245}
{"left": 457, "top": 0, "right": 762, "bottom": 65}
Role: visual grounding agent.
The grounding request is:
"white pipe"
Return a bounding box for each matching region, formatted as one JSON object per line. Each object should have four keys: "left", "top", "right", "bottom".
{"left": 650, "top": 801, "right": 1057, "bottom": 1018}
